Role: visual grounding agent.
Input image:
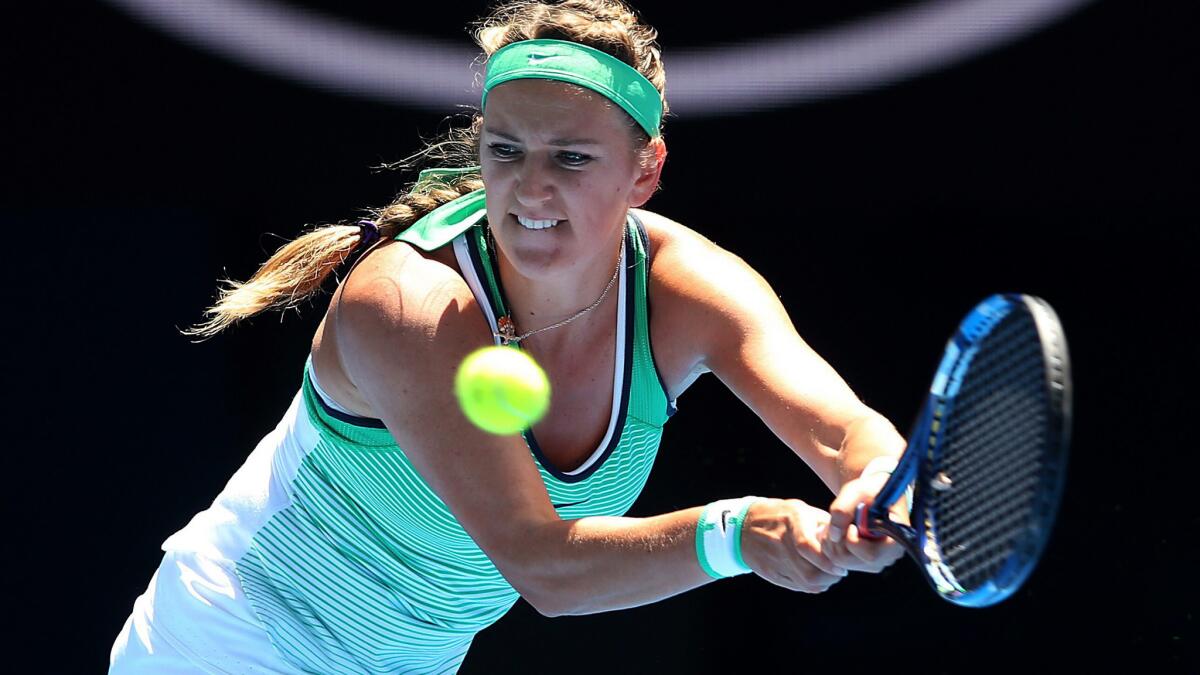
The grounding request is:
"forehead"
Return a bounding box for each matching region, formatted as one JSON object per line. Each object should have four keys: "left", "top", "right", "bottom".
{"left": 482, "top": 79, "right": 628, "bottom": 140}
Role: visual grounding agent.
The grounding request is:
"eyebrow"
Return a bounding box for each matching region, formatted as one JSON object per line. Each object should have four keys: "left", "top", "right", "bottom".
{"left": 485, "top": 128, "right": 602, "bottom": 147}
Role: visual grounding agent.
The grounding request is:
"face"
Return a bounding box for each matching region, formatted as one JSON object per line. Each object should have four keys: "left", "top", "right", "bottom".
{"left": 480, "top": 78, "right": 662, "bottom": 281}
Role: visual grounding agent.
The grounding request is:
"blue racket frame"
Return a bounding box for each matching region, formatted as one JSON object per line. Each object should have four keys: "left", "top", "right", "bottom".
{"left": 860, "top": 294, "right": 1072, "bottom": 608}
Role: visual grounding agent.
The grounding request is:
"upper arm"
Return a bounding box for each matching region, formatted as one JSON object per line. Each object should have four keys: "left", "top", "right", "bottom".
{"left": 649, "top": 222, "right": 874, "bottom": 490}
{"left": 327, "top": 244, "right": 562, "bottom": 594}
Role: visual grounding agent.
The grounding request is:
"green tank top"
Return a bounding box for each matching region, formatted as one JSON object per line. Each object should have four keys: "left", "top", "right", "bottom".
{"left": 232, "top": 198, "right": 673, "bottom": 673}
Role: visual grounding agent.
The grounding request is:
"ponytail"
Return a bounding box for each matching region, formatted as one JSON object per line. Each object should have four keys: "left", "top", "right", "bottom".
{"left": 184, "top": 121, "right": 483, "bottom": 339}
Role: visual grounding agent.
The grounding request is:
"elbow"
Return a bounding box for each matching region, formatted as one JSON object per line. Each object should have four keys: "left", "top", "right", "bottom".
{"left": 494, "top": 520, "right": 588, "bottom": 617}
{"left": 526, "top": 596, "right": 571, "bottom": 618}
{"left": 512, "top": 577, "right": 579, "bottom": 618}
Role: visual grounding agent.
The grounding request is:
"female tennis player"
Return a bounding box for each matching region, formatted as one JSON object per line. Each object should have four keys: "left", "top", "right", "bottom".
{"left": 111, "top": 1, "right": 909, "bottom": 672}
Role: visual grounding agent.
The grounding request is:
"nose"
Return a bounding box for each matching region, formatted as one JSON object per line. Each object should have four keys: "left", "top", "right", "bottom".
{"left": 514, "top": 159, "right": 554, "bottom": 208}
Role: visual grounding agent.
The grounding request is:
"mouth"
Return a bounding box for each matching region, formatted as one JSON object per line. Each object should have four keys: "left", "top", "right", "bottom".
{"left": 514, "top": 214, "right": 564, "bottom": 230}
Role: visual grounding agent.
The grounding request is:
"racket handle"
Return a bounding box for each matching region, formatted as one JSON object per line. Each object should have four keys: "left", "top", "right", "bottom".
{"left": 854, "top": 503, "right": 885, "bottom": 541}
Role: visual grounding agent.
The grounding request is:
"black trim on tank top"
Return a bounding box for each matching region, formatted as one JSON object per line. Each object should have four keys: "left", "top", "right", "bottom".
{"left": 523, "top": 224, "right": 636, "bottom": 483}
{"left": 466, "top": 225, "right": 496, "bottom": 312}
{"left": 307, "top": 373, "right": 388, "bottom": 429}
{"left": 628, "top": 212, "right": 677, "bottom": 418}
{"left": 483, "top": 228, "right": 514, "bottom": 316}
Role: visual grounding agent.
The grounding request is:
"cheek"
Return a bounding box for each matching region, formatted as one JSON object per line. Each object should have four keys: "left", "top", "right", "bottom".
{"left": 572, "top": 181, "right": 618, "bottom": 212}
{"left": 480, "top": 161, "right": 507, "bottom": 185}
{"left": 597, "top": 175, "right": 632, "bottom": 206}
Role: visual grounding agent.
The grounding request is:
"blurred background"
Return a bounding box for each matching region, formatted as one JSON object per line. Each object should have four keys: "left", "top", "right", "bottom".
{"left": 6, "top": 0, "right": 1196, "bottom": 671}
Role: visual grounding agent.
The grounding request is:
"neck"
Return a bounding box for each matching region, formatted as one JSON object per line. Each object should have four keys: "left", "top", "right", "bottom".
{"left": 493, "top": 229, "right": 625, "bottom": 343}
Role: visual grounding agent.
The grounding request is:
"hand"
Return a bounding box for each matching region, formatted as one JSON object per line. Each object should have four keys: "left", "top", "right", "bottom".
{"left": 821, "top": 471, "right": 906, "bottom": 573}
{"left": 739, "top": 498, "right": 849, "bottom": 593}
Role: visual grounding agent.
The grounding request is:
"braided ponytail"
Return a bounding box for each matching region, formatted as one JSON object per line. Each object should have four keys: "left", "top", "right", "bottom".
{"left": 184, "top": 133, "right": 483, "bottom": 339}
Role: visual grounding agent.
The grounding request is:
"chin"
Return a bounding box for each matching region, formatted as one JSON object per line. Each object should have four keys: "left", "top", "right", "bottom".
{"left": 493, "top": 215, "right": 575, "bottom": 278}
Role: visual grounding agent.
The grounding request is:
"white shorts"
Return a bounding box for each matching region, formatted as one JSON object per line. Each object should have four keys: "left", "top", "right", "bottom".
{"left": 109, "top": 550, "right": 303, "bottom": 674}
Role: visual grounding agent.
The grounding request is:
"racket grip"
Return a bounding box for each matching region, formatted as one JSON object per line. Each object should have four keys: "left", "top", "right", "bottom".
{"left": 854, "top": 503, "right": 885, "bottom": 541}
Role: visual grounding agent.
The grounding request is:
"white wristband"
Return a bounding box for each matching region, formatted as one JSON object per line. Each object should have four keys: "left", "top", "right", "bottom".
{"left": 696, "top": 496, "right": 759, "bottom": 579}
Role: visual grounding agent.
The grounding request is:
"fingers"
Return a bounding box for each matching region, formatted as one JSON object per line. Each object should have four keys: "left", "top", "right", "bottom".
{"left": 786, "top": 501, "right": 846, "bottom": 578}
{"left": 758, "top": 567, "right": 846, "bottom": 594}
{"left": 843, "top": 525, "right": 904, "bottom": 571}
{"left": 782, "top": 500, "right": 848, "bottom": 592}
{"left": 826, "top": 481, "right": 869, "bottom": 543}
{"left": 821, "top": 523, "right": 905, "bottom": 573}
{"left": 756, "top": 556, "right": 846, "bottom": 594}
{"left": 826, "top": 470, "right": 893, "bottom": 543}
{"left": 740, "top": 499, "right": 849, "bottom": 593}
{"left": 825, "top": 511, "right": 852, "bottom": 544}
{"left": 740, "top": 491, "right": 905, "bottom": 592}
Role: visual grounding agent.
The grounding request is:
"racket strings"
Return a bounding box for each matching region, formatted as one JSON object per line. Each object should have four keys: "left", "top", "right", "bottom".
{"left": 929, "top": 308, "right": 1054, "bottom": 593}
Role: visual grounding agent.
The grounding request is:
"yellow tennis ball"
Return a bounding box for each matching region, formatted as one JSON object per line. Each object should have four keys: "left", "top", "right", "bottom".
{"left": 455, "top": 346, "right": 551, "bottom": 435}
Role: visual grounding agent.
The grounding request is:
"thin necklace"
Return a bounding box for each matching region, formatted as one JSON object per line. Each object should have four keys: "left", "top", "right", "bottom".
{"left": 489, "top": 229, "right": 625, "bottom": 346}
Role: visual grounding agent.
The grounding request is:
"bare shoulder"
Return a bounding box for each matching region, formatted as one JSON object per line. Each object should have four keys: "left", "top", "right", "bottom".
{"left": 334, "top": 240, "right": 483, "bottom": 339}
{"left": 313, "top": 240, "right": 493, "bottom": 416}
{"left": 632, "top": 209, "right": 785, "bottom": 394}
{"left": 632, "top": 207, "right": 719, "bottom": 269}
{"left": 633, "top": 208, "right": 770, "bottom": 305}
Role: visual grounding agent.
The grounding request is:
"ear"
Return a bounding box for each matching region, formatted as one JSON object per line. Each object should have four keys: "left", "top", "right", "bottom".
{"left": 628, "top": 137, "right": 667, "bottom": 208}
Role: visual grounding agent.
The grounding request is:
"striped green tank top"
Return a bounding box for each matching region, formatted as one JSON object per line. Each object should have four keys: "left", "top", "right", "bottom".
{"left": 230, "top": 208, "right": 674, "bottom": 673}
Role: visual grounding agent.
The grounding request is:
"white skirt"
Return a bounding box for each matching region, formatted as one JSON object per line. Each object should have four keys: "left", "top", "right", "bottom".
{"left": 109, "top": 549, "right": 304, "bottom": 674}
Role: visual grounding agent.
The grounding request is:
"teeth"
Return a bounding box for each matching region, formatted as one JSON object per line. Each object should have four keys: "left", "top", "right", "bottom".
{"left": 517, "top": 215, "right": 560, "bottom": 230}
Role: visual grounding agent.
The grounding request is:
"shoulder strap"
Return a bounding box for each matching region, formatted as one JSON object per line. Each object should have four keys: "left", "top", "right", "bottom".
{"left": 466, "top": 221, "right": 510, "bottom": 319}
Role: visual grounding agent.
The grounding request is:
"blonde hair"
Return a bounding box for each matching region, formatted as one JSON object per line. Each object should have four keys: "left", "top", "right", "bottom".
{"left": 186, "top": 0, "right": 667, "bottom": 338}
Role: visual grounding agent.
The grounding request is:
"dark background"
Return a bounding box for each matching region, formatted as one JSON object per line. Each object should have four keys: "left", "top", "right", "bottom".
{"left": 6, "top": 1, "right": 1196, "bottom": 672}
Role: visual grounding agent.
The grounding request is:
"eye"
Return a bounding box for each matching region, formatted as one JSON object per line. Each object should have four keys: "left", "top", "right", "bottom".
{"left": 557, "top": 151, "right": 593, "bottom": 167}
{"left": 487, "top": 143, "right": 520, "bottom": 160}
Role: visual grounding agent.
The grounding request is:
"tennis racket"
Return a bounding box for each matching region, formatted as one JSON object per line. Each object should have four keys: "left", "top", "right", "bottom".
{"left": 855, "top": 293, "right": 1071, "bottom": 607}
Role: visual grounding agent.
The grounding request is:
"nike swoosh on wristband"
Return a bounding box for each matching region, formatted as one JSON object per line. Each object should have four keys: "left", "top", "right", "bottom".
{"left": 552, "top": 499, "right": 590, "bottom": 509}
{"left": 719, "top": 509, "right": 732, "bottom": 533}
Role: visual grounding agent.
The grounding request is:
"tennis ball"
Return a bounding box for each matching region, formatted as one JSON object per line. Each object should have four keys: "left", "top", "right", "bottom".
{"left": 455, "top": 346, "right": 551, "bottom": 435}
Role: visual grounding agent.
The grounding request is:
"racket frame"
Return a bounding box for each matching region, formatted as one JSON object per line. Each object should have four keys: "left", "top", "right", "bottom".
{"left": 858, "top": 294, "right": 1072, "bottom": 607}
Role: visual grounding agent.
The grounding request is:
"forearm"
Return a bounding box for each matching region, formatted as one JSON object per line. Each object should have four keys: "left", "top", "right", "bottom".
{"left": 514, "top": 507, "right": 715, "bottom": 616}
